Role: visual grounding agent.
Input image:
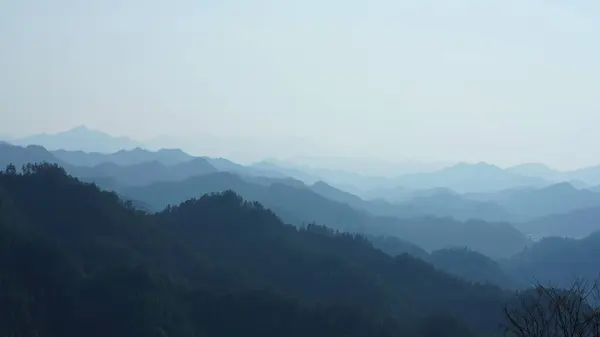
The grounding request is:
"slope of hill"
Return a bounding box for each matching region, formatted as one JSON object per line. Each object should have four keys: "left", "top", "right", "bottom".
{"left": 0, "top": 163, "right": 512, "bottom": 336}
{"left": 121, "top": 173, "right": 530, "bottom": 258}
{"left": 53, "top": 147, "right": 194, "bottom": 167}
{"left": 13, "top": 125, "right": 143, "bottom": 153}
{"left": 394, "top": 162, "right": 548, "bottom": 193}
{"left": 0, "top": 165, "right": 403, "bottom": 337}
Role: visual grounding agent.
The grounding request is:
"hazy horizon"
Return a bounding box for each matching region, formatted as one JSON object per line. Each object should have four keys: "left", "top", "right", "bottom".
{"left": 2, "top": 0, "right": 600, "bottom": 170}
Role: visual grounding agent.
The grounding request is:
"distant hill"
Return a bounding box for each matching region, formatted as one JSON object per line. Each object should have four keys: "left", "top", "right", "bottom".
{"left": 392, "top": 162, "right": 548, "bottom": 193}
{"left": 504, "top": 232, "right": 600, "bottom": 288}
{"left": 120, "top": 172, "right": 530, "bottom": 258}
{"left": 310, "top": 181, "right": 370, "bottom": 207}
{"left": 496, "top": 182, "right": 600, "bottom": 219}
{"left": 400, "top": 192, "right": 515, "bottom": 223}
{"left": 0, "top": 143, "right": 217, "bottom": 186}
{"left": 71, "top": 158, "right": 217, "bottom": 186}
{"left": 566, "top": 165, "right": 600, "bottom": 186}
{"left": 519, "top": 207, "right": 600, "bottom": 239}
{"left": 0, "top": 143, "right": 63, "bottom": 168}
{"left": 507, "top": 163, "right": 561, "bottom": 180}
{"left": 13, "top": 125, "right": 143, "bottom": 153}
{"left": 53, "top": 147, "right": 194, "bottom": 167}
{"left": 429, "top": 248, "right": 515, "bottom": 289}
{"left": 368, "top": 235, "right": 430, "bottom": 261}
{"left": 507, "top": 162, "right": 600, "bottom": 187}
{"left": 346, "top": 236, "right": 516, "bottom": 289}
{"left": 251, "top": 160, "right": 322, "bottom": 184}
{"left": 360, "top": 186, "right": 417, "bottom": 203}
{"left": 310, "top": 181, "right": 515, "bottom": 223}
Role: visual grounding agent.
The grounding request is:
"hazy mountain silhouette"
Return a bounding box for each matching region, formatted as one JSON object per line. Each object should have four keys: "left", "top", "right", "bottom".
{"left": 518, "top": 206, "right": 600, "bottom": 239}
{"left": 71, "top": 158, "right": 217, "bottom": 186}
{"left": 430, "top": 248, "right": 515, "bottom": 289}
{"left": 264, "top": 160, "right": 403, "bottom": 192}
{"left": 13, "top": 125, "right": 143, "bottom": 153}
{"left": 205, "top": 157, "right": 292, "bottom": 179}
{"left": 310, "top": 181, "right": 369, "bottom": 206}
{"left": 251, "top": 160, "right": 322, "bottom": 183}
{"left": 495, "top": 182, "right": 600, "bottom": 220}
{"left": 393, "top": 162, "right": 548, "bottom": 193}
{"left": 507, "top": 162, "right": 600, "bottom": 187}
{"left": 119, "top": 172, "right": 529, "bottom": 258}
{"left": 370, "top": 238, "right": 515, "bottom": 289}
{"left": 0, "top": 143, "right": 63, "bottom": 168}
{"left": 400, "top": 192, "right": 515, "bottom": 223}
{"left": 53, "top": 147, "right": 193, "bottom": 167}
{"left": 360, "top": 186, "right": 417, "bottom": 203}
{"left": 507, "top": 163, "right": 561, "bottom": 180}
{"left": 565, "top": 165, "right": 600, "bottom": 186}
{"left": 310, "top": 181, "right": 515, "bottom": 222}
{"left": 368, "top": 235, "right": 430, "bottom": 260}
{"left": 504, "top": 232, "right": 600, "bottom": 288}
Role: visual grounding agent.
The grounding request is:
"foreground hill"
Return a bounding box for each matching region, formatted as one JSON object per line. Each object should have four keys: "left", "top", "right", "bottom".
{"left": 0, "top": 163, "right": 511, "bottom": 336}
{"left": 121, "top": 172, "right": 530, "bottom": 258}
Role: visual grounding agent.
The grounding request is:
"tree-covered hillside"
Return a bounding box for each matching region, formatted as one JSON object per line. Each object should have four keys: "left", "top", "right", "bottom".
{"left": 0, "top": 163, "right": 513, "bottom": 336}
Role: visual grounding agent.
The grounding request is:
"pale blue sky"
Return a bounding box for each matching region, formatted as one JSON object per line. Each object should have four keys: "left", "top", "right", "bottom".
{"left": 1, "top": 0, "right": 599, "bottom": 169}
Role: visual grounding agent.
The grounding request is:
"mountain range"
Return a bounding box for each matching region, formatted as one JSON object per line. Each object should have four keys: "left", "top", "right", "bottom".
{"left": 3, "top": 142, "right": 600, "bottom": 320}
{"left": 4, "top": 140, "right": 600, "bottom": 242}
{"left": 9, "top": 125, "right": 600, "bottom": 193}
{"left": 1, "top": 163, "right": 515, "bottom": 337}
{"left": 11, "top": 125, "right": 143, "bottom": 153}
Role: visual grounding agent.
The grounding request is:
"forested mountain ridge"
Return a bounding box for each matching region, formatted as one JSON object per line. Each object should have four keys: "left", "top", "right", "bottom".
{"left": 122, "top": 172, "right": 530, "bottom": 258}
{"left": 0, "top": 163, "right": 512, "bottom": 337}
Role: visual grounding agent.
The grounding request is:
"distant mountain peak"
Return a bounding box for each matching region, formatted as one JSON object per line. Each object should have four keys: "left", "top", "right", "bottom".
{"left": 71, "top": 125, "right": 91, "bottom": 132}
{"left": 542, "top": 181, "right": 577, "bottom": 192}
{"left": 444, "top": 161, "right": 502, "bottom": 173}
{"left": 312, "top": 180, "right": 331, "bottom": 188}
